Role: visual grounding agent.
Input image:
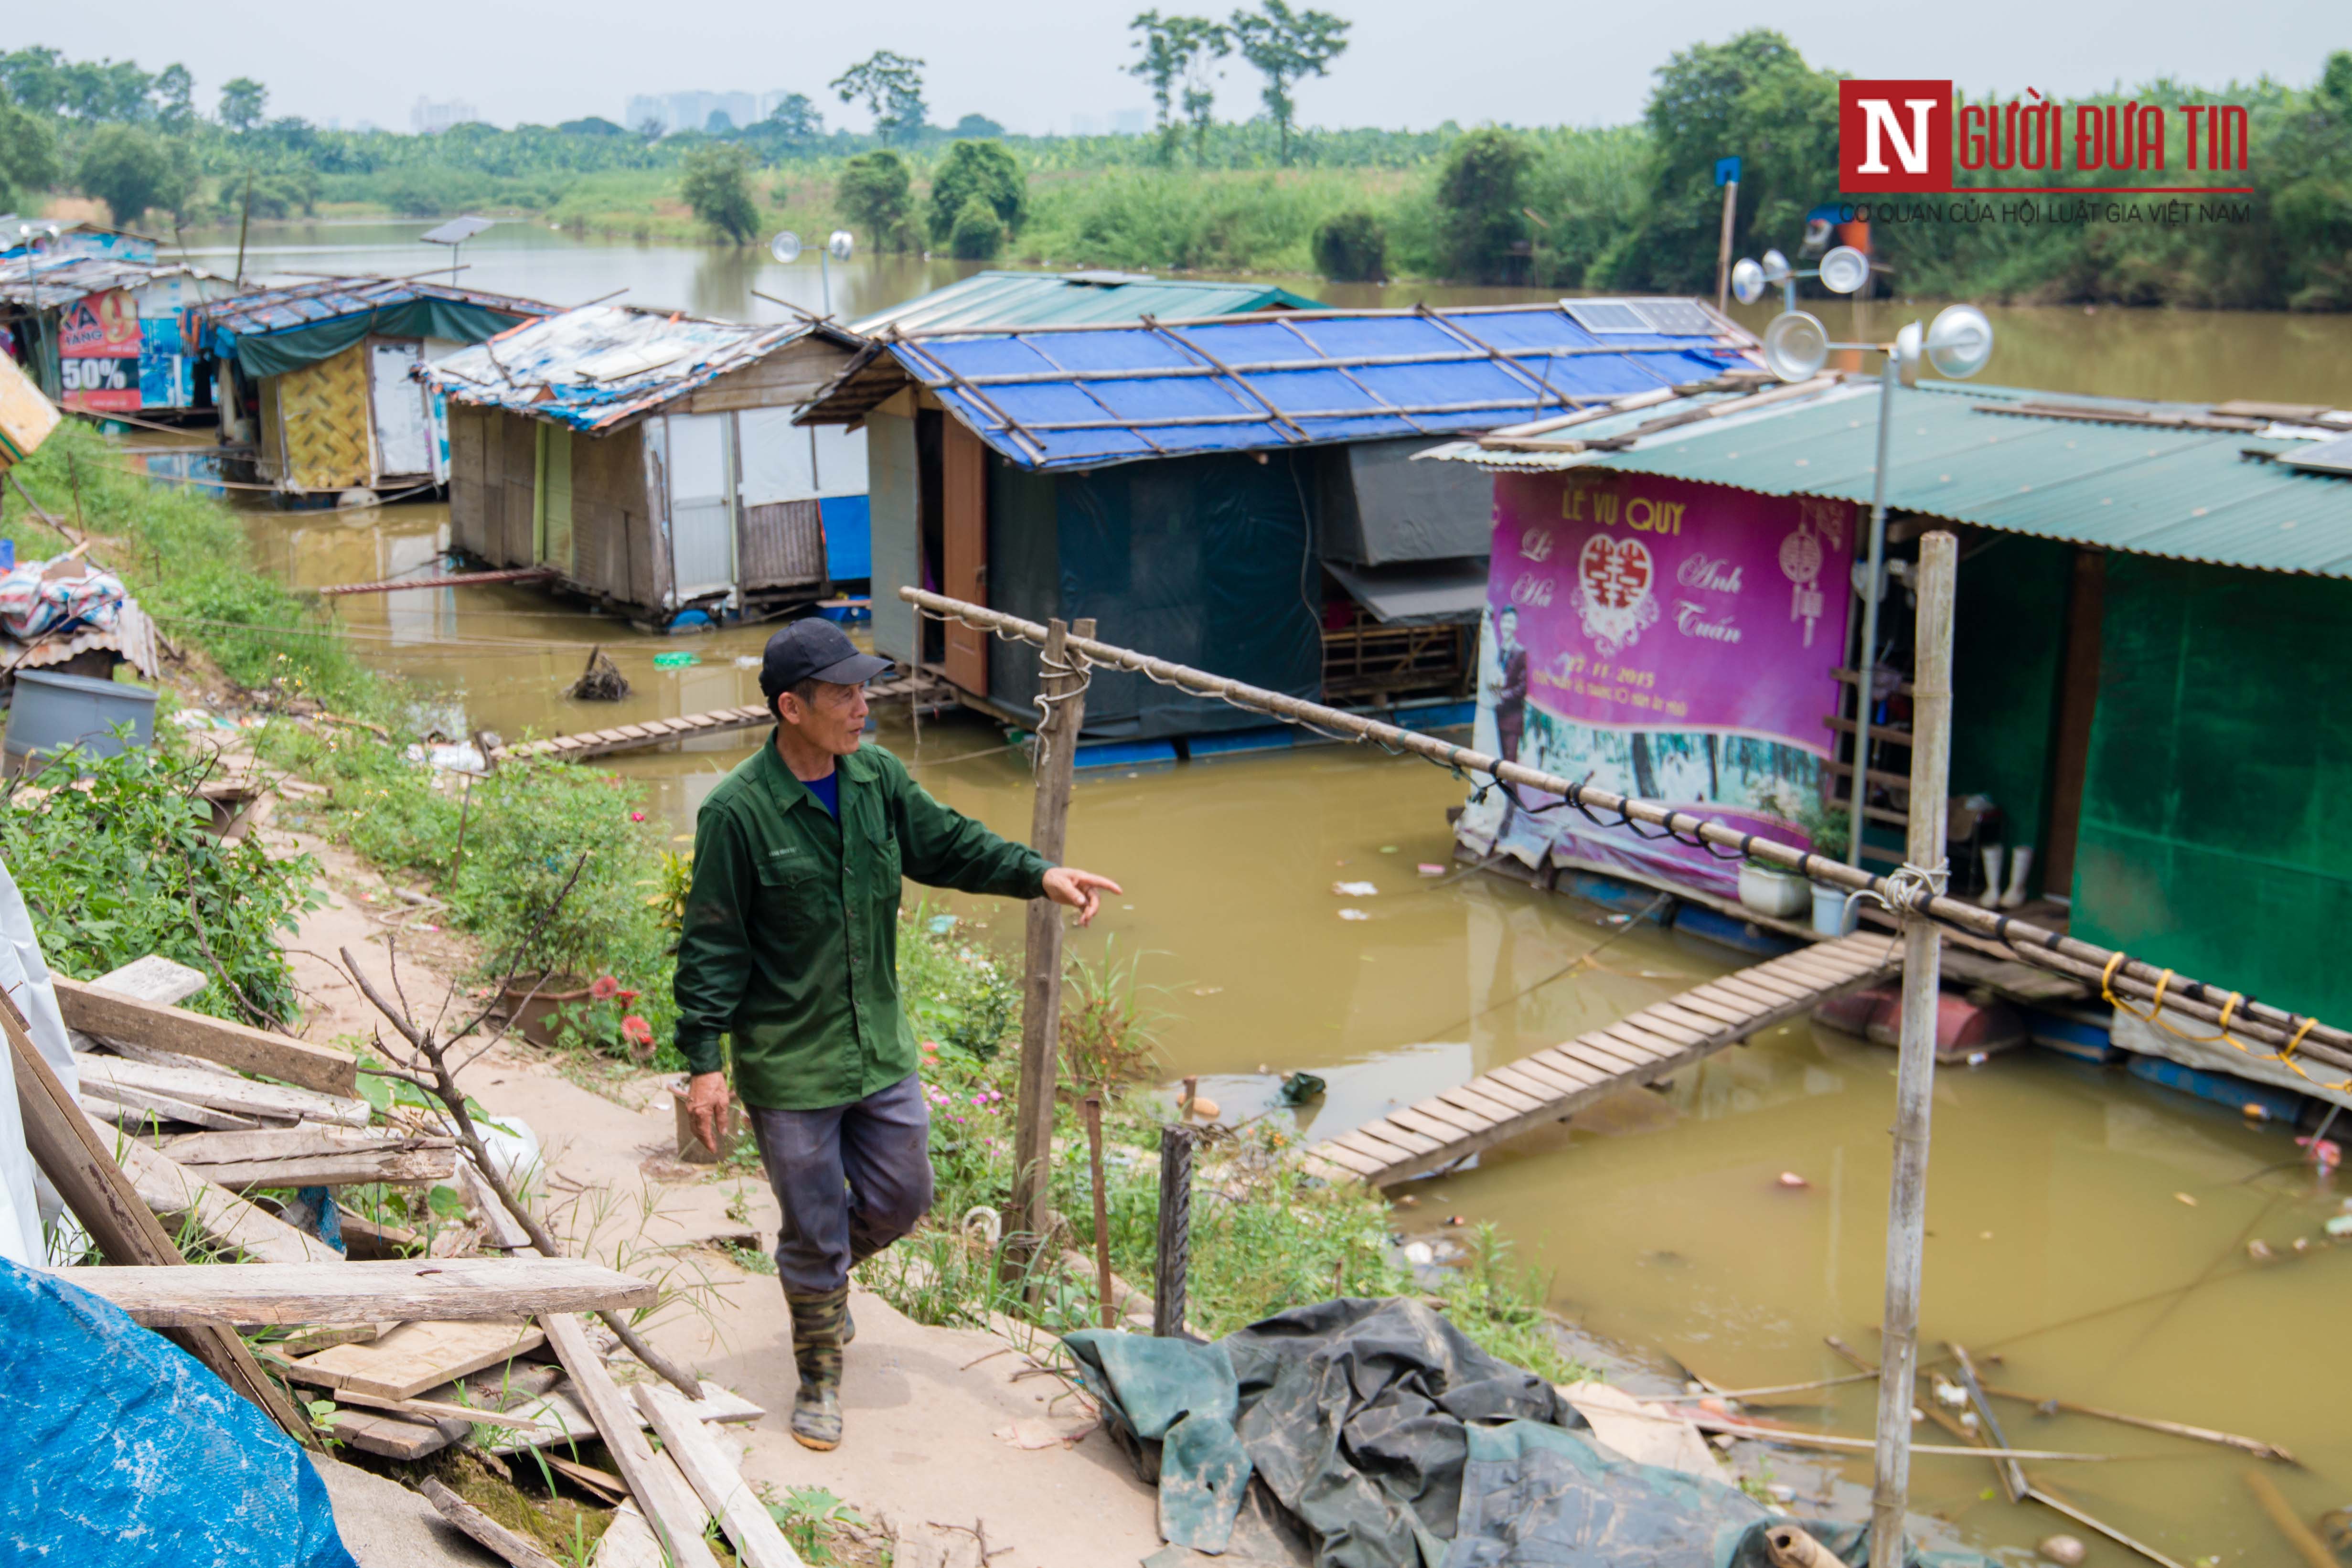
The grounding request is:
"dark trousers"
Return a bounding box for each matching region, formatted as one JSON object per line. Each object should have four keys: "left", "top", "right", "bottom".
{"left": 746, "top": 1071, "right": 934, "bottom": 1297}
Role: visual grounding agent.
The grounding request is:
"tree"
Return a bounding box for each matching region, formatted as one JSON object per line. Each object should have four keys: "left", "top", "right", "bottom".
{"left": 0, "top": 48, "right": 67, "bottom": 116}
{"left": 767, "top": 94, "right": 824, "bottom": 139}
{"left": 1605, "top": 30, "right": 1839, "bottom": 291}
{"left": 835, "top": 149, "right": 917, "bottom": 251}
{"left": 218, "top": 76, "right": 267, "bottom": 132}
{"left": 1312, "top": 209, "right": 1385, "bottom": 281}
{"left": 0, "top": 102, "right": 60, "bottom": 215}
{"left": 831, "top": 51, "right": 927, "bottom": 146}
{"left": 927, "top": 139, "right": 1024, "bottom": 246}
{"left": 948, "top": 196, "right": 1007, "bottom": 260}
{"left": 679, "top": 142, "right": 759, "bottom": 244}
{"left": 1435, "top": 127, "right": 1530, "bottom": 282}
{"left": 1228, "top": 0, "right": 1348, "bottom": 165}
{"left": 1128, "top": 12, "right": 1229, "bottom": 165}
{"left": 76, "top": 125, "right": 179, "bottom": 226}
{"left": 949, "top": 113, "right": 1005, "bottom": 139}
{"left": 153, "top": 64, "right": 195, "bottom": 131}
{"left": 705, "top": 108, "right": 736, "bottom": 134}
{"left": 558, "top": 116, "right": 627, "bottom": 137}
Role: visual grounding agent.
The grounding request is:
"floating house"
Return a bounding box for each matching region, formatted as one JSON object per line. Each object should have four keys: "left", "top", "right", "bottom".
{"left": 186, "top": 277, "right": 551, "bottom": 497}
{"left": 850, "top": 268, "right": 1320, "bottom": 334}
{"left": 1429, "top": 378, "right": 2352, "bottom": 1051}
{"left": 421, "top": 304, "right": 871, "bottom": 625}
{"left": 0, "top": 224, "right": 228, "bottom": 418}
{"left": 795, "top": 299, "right": 1754, "bottom": 741}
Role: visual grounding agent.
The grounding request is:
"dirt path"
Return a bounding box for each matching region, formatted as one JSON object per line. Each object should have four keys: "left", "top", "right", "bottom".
{"left": 264, "top": 804, "right": 1165, "bottom": 1568}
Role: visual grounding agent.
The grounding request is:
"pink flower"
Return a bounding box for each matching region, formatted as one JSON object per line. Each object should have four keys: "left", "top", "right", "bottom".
{"left": 620, "top": 1014, "right": 653, "bottom": 1046}
{"left": 630, "top": 811, "right": 647, "bottom": 822}
{"left": 590, "top": 975, "right": 621, "bottom": 1001}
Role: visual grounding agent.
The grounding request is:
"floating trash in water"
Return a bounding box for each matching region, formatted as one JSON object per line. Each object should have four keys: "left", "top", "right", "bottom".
{"left": 2036, "top": 1536, "right": 2087, "bottom": 1567}
{"left": 652, "top": 651, "right": 698, "bottom": 670}
{"left": 1337, "top": 908, "right": 1371, "bottom": 921}
{"left": 1776, "top": 1171, "right": 1808, "bottom": 1189}
{"left": 1279, "top": 1071, "right": 1327, "bottom": 1105}
{"left": 2173, "top": 1192, "right": 2198, "bottom": 1206}
{"left": 1418, "top": 863, "right": 1445, "bottom": 876}
{"left": 1379, "top": 845, "right": 1398, "bottom": 853}
{"left": 927, "top": 914, "right": 957, "bottom": 935}
{"left": 2322, "top": 1213, "right": 2352, "bottom": 1238}
{"left": 1332, "top": 881, "right": 1379, "bottom": 896}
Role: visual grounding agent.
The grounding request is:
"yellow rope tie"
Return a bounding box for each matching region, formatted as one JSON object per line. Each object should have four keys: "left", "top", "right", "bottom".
{"left": 2099, "top": 958, "right": 2352, "bottom": 1093}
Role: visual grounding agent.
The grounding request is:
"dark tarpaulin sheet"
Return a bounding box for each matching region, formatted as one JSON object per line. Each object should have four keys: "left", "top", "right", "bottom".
{"left": 1324, "top": 558, "right": 1489, "bottom": 626}
{"left": 234, "top": 298, "right": 530, "bottom": 379}
{"left": 1069, "top": 1298, "right": 1997, "bottom": 1568}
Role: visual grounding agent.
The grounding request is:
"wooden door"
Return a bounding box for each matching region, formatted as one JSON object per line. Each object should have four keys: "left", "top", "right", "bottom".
{"left": 940, "top": 416, "right": 990, "bottom": 696}
{"left": 2040, "top": 548, "right": 2106, "bottom": 901}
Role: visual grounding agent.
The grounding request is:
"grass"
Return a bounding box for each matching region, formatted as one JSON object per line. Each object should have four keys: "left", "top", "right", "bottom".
{"left": 861, "top": 911, "right": 1597, "bottom": 1382}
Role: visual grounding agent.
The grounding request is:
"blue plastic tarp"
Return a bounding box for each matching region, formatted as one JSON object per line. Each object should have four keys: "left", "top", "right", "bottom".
{"left": 0, "top": 1259, "right": 358, "bottom": 1568}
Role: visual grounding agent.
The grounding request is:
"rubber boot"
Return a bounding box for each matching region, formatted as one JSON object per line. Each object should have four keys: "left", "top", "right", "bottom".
{"left": 2001, "top": 845, "right": 2034, "bottom": 909}
{"left": 786, "top": 1287, "right": 849, "bottom": 1451}
{"left": 1977, "top": 845, "right": 2004, "bottom": 907}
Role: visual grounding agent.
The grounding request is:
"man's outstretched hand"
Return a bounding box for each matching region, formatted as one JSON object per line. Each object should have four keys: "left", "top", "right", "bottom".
{"left": 1042, "top": 867, "right": 1122, "bottom": 926}
{"left": 686, "top": 1070, "right": 731, "bottom": 1154}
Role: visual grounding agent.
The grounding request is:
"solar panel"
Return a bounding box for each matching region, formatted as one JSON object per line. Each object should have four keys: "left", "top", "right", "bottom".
{"left": 2280, "top": 434, "right": 2352, "bottom": 476}
{"left": 1629, "top": 299, "right": 1715, "bottom": 336}
{"left": 1561, "top": 299, "right": 1650, "bottom": 334}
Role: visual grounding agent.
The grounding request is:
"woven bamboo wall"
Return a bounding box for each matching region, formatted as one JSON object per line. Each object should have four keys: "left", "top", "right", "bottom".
{"left": 276, "top": 344, "right": 373, "bottom": 493}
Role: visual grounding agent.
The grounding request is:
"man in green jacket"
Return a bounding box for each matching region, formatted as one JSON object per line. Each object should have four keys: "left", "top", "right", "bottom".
{"left": 674, "top": 619, "right": 1118, "bottom": 1451}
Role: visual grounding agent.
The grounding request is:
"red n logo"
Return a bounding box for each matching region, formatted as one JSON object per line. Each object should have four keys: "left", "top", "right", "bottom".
{"left": 1839, "top": 80, "right": 1952, "bottom": 192}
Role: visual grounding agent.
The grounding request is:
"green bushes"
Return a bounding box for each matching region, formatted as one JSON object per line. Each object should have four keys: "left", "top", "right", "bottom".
{"left": 1, "top": 745, "right": 321, "bottom": 1024}
{"left": 927, "top": 139, "right": 1025, "bottom": 248}
{"left": 1435, "top": 128, "right": 1531, "bottom": 283}
{"left": 679, "top": 143, "right": 759, "bottom": 245}
{"left": 1311, "top": 208, "right": 1386, "bottom": 281}
{"left": 834, "top": 149, "right": 918, "bottom": 252}
{"left": 948, "top": 197, "right": 1008, "bottom": 260}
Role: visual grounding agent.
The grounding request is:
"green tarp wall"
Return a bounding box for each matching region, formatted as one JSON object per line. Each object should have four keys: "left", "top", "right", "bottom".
{"left": 233, "top": 300, "right": 529, "bottom": 380}
{"left": 1948, "top": 535, "right": 2073, "bottom": 894}
{"left": 2073, "top": 554, "right": 2352, "bottom": 1022}
{"left": 987, "top": 447, "right": 1323, "bottom": 738}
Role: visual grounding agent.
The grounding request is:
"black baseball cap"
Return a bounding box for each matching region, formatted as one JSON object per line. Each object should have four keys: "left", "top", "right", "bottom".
{"left": 759, "top": 618, "right": 892, "bottom": 705}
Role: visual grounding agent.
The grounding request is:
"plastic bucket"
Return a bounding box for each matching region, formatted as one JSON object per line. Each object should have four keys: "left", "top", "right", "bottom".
{"left": 4, "top": 668, "right": 158, "bottom": 771}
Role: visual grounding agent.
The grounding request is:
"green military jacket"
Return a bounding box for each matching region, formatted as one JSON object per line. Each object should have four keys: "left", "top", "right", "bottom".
{"left": 674, "top": 736, "right": 1050, "bottom": 1110}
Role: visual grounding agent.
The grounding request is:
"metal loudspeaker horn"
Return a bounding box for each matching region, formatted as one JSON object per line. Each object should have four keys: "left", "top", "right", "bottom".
{"left": 1730, "top": 256, "right": 1767, "bottom": 306}
{"left": 1760, "top": 248, "right": 1792, "bottom": 285}
{"left": 1893, "top": 321, "right": 1924, "bottom": 387}
{"left": 1761, "top": 309, "right": 1830, "bottom": 383}
{"left": 826, "top": 230, "right": 856, "bottom": 261}
{"left": 1924, "top": 303, "right": 1994, "bottom": 379}
{"left": 1817, "top": 244, "right": 1871, "bottom": 296}
{"left": 769, "top": 231, "right": 803, "bottom": 265}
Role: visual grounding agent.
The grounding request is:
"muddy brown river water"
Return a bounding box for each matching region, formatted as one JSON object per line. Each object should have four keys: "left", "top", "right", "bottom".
{"left": 190, "top": 221, "right": 2352, "bottom": 1560}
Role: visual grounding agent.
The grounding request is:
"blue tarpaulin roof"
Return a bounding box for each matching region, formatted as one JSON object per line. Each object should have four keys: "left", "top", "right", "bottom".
{"left": 803, "top": 300, "right": 1753, "bottom": 471}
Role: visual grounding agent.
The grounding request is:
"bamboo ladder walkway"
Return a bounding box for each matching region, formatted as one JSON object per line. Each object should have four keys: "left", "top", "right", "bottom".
{"left": 488, "top": 671, "right": 955, "bottom": 765}
{"left": 1302, "top": 932, "right": 1902, "bottom": 1189}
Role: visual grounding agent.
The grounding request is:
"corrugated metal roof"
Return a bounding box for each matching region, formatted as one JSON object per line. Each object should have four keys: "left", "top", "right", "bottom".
{"left": 187, "top": 275, "right": 551, "bottom": 341}
{"left": 420, "top": 303, "right": 859, "bottom": 432}
{"left": 1433, "top": 378, "right": 2352, "bottom": 578}
{"left": 851, "top": 269, "right": 1323, "bottom": 334}
{"left": 0, "top": 256, "right": 214, "bottom": 310}
{"left": 806, "top": 300, "right": 1755, "bottom": 471}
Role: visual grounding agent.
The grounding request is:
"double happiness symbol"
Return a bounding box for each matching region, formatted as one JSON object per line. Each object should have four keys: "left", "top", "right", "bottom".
{"left": 1575, "top": 534, "right": 1658, "bottom": 657}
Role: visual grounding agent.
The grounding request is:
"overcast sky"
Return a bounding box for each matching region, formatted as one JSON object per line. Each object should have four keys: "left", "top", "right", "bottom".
{"left": 18, "top": 0, "right": 2341, "bottom": 136}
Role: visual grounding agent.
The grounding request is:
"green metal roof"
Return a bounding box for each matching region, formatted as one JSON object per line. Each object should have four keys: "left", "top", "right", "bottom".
{"left": 1572, "top": 381, "right": 2352, "bottom": 578}
{"left": 850, "top": 269, "right": 1321, "bottom": 335}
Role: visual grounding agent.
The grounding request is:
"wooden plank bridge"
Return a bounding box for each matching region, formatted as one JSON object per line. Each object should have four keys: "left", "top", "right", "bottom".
{"left": 489, "top": 671, "right": 956, "bottom": 765}
{"left": 1302, "top": 933, "right": 1901, "bottom": 1189}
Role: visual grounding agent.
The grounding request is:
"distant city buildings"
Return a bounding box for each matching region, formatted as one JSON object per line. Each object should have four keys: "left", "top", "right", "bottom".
{"left": 1066, "top": 110, "right": 1150, "bottom": 137}
{"left": 411, "top": 96, "right": 479, "bottom": 134}
{"left": 623, "top": 90, "right": 768, "bottom": 136}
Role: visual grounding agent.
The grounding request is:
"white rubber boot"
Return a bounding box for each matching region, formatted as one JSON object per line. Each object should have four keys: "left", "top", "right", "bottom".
{"left": 1978, "top": 845, "right": 2005, "bottom": 907}
{"left": 2001, "top": 845, "right": 2034, "bottom": 909}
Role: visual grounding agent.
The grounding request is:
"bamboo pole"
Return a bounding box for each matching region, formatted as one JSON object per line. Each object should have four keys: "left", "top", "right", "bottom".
{"left": 894, "top": 587, "right": 2352, "bottom": 1077}
{"left": 2243, "top": 1470, "right": 2336, "bottom": 1568}
{"left": 1981, "top": 1385, "right": 2293, "bottom": 1463}
{"left": 1081, "top": 1094, "right": 1115, "bottom": 1330}
{"left": 1846, "top": 354, "right": 1899, "bottom": 872}
{"left": 1008, "top": 617, "right": 1094, "bottom": 1269}
{"left": 1869, "top": 530, "right": 1955, "bottom": 1568}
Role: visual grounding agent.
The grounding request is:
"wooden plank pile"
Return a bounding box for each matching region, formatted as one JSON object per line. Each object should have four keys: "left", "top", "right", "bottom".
{"left": 8, "top": 952, "right": 800, "bottom": 1568}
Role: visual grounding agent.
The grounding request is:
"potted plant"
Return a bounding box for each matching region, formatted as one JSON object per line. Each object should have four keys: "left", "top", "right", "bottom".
{"left": 1792, "top": 797, "right": 1855, "bottom": 936}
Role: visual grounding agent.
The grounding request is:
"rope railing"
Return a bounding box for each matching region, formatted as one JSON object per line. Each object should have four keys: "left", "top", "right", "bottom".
{"left": 900, "top": 586, "right": 2352, "bottom": 1091}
